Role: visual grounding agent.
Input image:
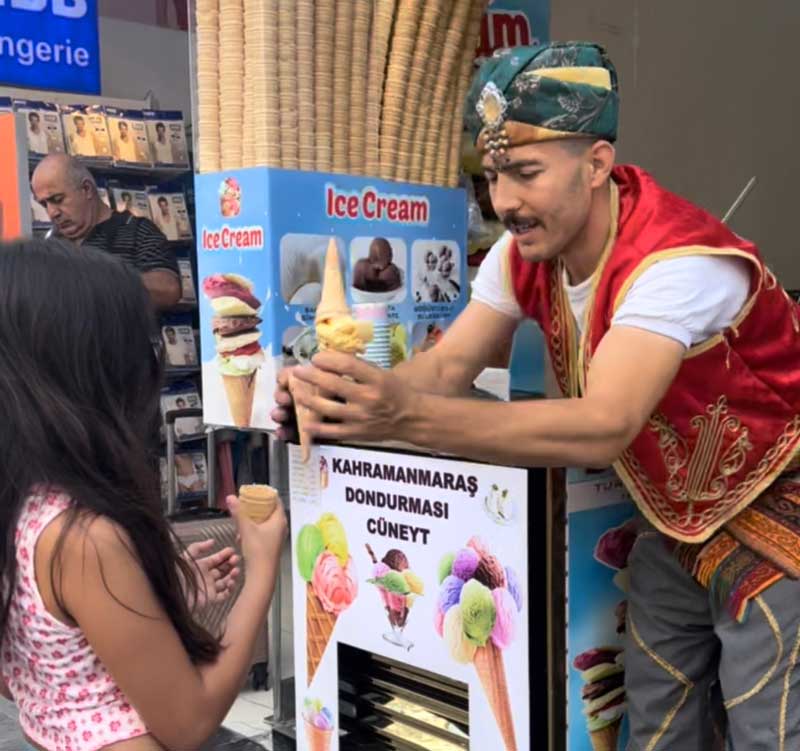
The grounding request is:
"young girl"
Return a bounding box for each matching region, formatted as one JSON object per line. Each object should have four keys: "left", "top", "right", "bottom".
{"left": 0, "top": 239, "right": 286, "bottom": 751}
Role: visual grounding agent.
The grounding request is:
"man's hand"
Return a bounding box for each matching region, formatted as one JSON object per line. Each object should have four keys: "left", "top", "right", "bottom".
{"left": 271, "top": 366, "right": 299, "bottom": 442}
{"left": 291, "top": 351, "right": 415, "bottom": 443}
{"left": 182, "top": 540, "right": 240, "bottom": 612}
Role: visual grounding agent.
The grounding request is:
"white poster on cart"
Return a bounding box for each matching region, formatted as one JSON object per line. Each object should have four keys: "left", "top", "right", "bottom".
{"left": 290, "top": 444, "right": 530, "bottom": 751}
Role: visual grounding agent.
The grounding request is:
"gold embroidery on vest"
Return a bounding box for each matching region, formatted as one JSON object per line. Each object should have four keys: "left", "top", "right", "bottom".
{"left": 548, "top": 262, "right": 577, "bottom": 397}
{"left": 616, "top": 413, "right": 800, "bottom": 540}
{"left": 649, "top": 397, "right": 753, "bottom": 505}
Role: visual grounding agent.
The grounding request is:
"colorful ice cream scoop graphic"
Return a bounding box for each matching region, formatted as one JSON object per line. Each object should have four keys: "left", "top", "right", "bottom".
{"left": 202, "top": 274, "right": 264, "bottom": 428}
{"left": 302, "top": 698, "right": 334, "bottom": 751}
{"left": 296, "top": 514, "right": 358, "bottom": 685}
{"left": 366, "top": 545, "right": 424, "bottom": 651}
{"left": 219, "top": 176, "right": 241, "bottom": 217}
{"left": 434, "top": 537, "right": 522, "bottom": 750}
{"left": 573, "top": 647, "right": 626, "bottom": 751}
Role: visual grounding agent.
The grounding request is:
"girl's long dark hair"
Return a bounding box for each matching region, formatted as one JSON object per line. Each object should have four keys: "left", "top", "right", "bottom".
{"left": 0, "top": 239, "right": 219, "bottom": 663}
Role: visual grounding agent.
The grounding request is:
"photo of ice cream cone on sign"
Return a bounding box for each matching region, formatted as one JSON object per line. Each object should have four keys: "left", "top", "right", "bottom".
{"left": 366, "top": 544, "right": 424, "bottom": 651}
{"left": 435, "top": 537, "right": 523, "bottom": 751}
{"left": 302, "top": 698, "right": 335, "bottom": 751}
{"left": 290, "top": 238, "right": 373, "bottom": 463}
{"left": 202, "top": 274, "right": 265, "bottom": 428}
{"left": 573, "top": 647, "right": 625, "bottom": 751}
{"left": 296, "top": 513, "right": 358, "bottom": 685}
{"left": 238, "top": 484, "right": 279, "bottom": 523}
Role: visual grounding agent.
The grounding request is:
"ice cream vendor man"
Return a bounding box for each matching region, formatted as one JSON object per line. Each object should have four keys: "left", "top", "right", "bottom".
{"left": 276, "top": 42, "right": 800, "bottom": 749}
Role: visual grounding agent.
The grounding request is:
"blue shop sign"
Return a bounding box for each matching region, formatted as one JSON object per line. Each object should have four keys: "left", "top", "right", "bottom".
{"left": 0, "top": 1, "right": 100, "bottom": 94}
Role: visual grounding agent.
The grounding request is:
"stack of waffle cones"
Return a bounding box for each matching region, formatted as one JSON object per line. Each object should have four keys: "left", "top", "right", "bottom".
{"left": 306, "top": 582, "right": 337, "bottom": 685}
{"left": 296, "top": 0, "right": 316, "bottom": 171}
{"left": 195, "top": 0, "right": 220, "bottom": 173}
{"left": 473, "top": 643, "right": 518, "bottom": 751}
{"left": 331, "top": 1, "right": 353, "bottom": 174}
{"left": 244, "top": 0, "right": 280, "bottom": 168}
{"left": 379, "top": 0, "right": 425, "bottom": 179}
{"left": 193, "top": 0, "right": 490, "bottom": 186}
{"left": 314, "top": 0, "right": 335, "bottom": 172}
{"left": 218, "top": 0, "right": 244, "bottom": 170}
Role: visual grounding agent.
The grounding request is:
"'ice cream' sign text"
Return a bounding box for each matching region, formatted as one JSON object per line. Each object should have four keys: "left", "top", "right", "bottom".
{"left": 201, "top": 225, "right": 264, "bottom": 251}
{"left": 326, "top": 184, "right": 430, "bottom": 225}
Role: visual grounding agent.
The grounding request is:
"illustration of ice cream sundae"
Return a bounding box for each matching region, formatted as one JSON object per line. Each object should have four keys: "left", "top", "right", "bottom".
{"left": 219, "top": 176, "right": 241, "bottom": 217}
{"left": 434, "top": 537, "right": 523, "bottom": 750}
{"left": 296, "top": 513, "right": 358, "bottom": 685}
{"left": 484, "top": 484, "right": 514, "bottom": 524}
{"left": 366, "top": 544, "right": 424, "bottom": 651}
{"left": 202, "top": 274, "right": 264, "bottom": 428}
{"left": 573, "top": 647, "right": 625, "bottom": 751}
{"left": 302, "top": 698, "right": 334, "bottom": 751}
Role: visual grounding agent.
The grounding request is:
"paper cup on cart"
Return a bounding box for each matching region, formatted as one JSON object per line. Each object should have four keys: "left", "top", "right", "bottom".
{"left": 354, "top": 303, "right": 392, "bottom": 369}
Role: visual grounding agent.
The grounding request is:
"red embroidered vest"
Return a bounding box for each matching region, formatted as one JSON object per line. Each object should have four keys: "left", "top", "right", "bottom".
{"left": 510, "top": 165, "right": 800, "bottom": 542}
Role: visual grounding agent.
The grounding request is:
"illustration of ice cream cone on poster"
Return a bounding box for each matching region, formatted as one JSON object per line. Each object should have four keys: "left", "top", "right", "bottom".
{"left": 566, "top": 518, "right": 635, "bottom": 750}
{"left": 573, "top": 647, "right": 625, "bottom": 750}
{"left": 434, "top": 537, "right": 522, "bottom": 751}
{"left": 290, "top": 238, "right": 373, "bottom": 462}
{"left": 202, "top": 274, "right": 264, "bottom": 427}
{"left": 296, "top": 513, "right": 358, "bottom": 685}
{"left": 366, "top": 544, "right": 424, "bottom": 651}
{"left": 302, "top": 698, "right": 334, "bottom": 751}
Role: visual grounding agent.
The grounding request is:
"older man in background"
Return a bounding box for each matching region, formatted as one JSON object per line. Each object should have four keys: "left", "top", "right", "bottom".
{"left": 31, "top": 154, "right": 181, "bottom": 309}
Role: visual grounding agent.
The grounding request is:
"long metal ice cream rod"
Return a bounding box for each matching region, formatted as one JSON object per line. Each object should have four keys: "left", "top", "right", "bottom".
{"left": 722, "top": 176, "right": 757, "bottom": 225}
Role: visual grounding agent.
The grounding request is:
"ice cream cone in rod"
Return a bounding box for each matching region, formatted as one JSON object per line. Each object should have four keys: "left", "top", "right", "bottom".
{"left": 289, "top": 371, "right": 317, "bottom": 464}
{"left": 473, "top": 643, "right": 518, "bottom": 751}
{"left": 315, "top": 238, "right": 350, "bottom": 325}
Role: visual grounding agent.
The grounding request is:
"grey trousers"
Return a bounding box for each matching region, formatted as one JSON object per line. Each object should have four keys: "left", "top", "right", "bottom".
{"left": 626, "top": 525, "right": 800, "bottom": 751}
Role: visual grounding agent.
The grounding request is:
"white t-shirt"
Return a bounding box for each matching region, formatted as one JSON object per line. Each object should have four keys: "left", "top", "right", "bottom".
{"left": 471, "top": 232, "right": 752, "bottom": 348}
{"left": 27, "top": 126, "right": 49, "bottom": 155}
{"left": 116, "top": 135, "right": 138, "bottom": 163}
{"left": 153, "top": 137, "right": 173, "bottom": 164}
{"left": 70, "top": 130, "right": 96, "bottom": 157}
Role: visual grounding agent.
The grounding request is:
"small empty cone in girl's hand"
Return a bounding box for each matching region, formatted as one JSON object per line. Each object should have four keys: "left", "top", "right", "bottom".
{"left": 238, "top": 484, "right": 280, "bottom": 523}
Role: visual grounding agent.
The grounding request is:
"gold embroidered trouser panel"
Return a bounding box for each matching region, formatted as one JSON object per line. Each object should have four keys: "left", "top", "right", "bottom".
{"left": 625, "top": 522, "right": 800, "bottom": 750}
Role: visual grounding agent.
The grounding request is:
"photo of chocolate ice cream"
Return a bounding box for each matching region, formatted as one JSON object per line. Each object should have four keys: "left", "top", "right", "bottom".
{"left": 350, "top": 237, "right": 406, "bottom": 303}
{"left": 353, "top": 237, "right": 403, "bottom": 293}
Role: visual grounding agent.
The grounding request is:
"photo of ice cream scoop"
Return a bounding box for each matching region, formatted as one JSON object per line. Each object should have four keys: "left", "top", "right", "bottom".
{"left": 202, "top": 274, "right": 265, "bottom": 428}
{"left": 366, "top": 545, "right": 424, "bottom": 651}
{"left": 484, "top": 484, "right": 515, "bottom": 525}
{"left": 296, "top": 513, "right": 358, "bottom": 686}
{"left": 219, "top": 177, "right": 241, "bottom": 217}
{"left": 302, "top": 698, "right": 334, "bottom": 751}
{"left": 352, "top": 237, "right": 404, "bottom": 295}
{"left": 594, "top": 518, "right": 638, "bottom": 594}
{"left": 434, "top": 537, "right": 523, "bottom": 751}
{"left": 573, "top": 647, "right": 626, "bottom": 751}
